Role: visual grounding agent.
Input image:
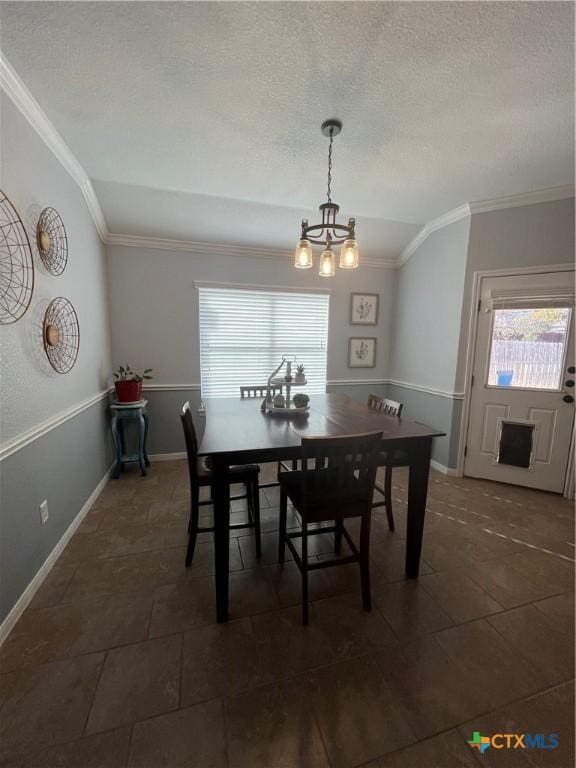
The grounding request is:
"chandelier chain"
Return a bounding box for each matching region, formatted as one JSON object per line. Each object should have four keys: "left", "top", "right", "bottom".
{"left": 327, "top": 129, "right": 334, "bottom": 203}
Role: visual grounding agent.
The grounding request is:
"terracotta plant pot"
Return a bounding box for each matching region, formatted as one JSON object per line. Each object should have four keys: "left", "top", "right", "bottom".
{"left": 115, "top": 380, "right": 142, "bottom": 403}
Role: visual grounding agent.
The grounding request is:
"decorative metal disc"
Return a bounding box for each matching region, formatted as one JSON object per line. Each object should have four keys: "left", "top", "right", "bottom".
{"left": 0, "top": 190, "right": 34, "bottom": 324}
{"left": 36, "top": 207, "right": 68, "bottom": 275}
{"left": 43, "top": 297, "right": 80, "bottom": 373}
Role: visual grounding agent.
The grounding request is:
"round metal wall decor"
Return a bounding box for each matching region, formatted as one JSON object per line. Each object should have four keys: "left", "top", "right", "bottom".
{"left": 43, "top": 297, "right": 80, "bottom": 373}
{"left": 0, "top": 190, "right": 35, "bottom": 324}
{"left": 36, "top": 206, "right": 68, "bottom": 275}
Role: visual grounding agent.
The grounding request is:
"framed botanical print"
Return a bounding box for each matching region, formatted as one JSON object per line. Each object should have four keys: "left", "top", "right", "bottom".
{"left": 350, "top": 293, "right": 379, "bottom": 325}
{"left": 348, "top": 337, "right": 377, "bottom": 368}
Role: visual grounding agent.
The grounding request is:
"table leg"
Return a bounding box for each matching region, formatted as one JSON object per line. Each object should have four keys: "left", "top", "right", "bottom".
{"left": 143, "top": 413, "right": 150, "bottom": 467}
{"left": 212, "top": 455, "right": 231, "bottom": 622}
{"left": 138, "top": 414, "right": 147, "bottom": 477}
{"left": 405, "top": 437, "right": 432, "bottom": 578}
{"left": 111, "top": 414, "right": 122, "bottom": 479}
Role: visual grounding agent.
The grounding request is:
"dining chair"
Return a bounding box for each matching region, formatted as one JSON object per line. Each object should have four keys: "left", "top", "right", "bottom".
{"left": 239, "top": 385, "right": 296, "bottom": 485}
{"left": 240, "top": 384, "right": 283, "bottom": 399}
{"left": 180, "top": 401, "right": 261, "bottom": 565}
{"left": 367, "top": 394, "right": 406, "bottom": 532}
{"left": 278, "top": 431, "right": 383, "bottom": 624}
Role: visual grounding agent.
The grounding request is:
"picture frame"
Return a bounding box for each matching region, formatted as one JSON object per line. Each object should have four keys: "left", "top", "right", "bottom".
{"left": 348, "top": 337, "right": 377, "bottom": 368}
{"left": 350, "top": 292, "right": 379, "bottom": 325}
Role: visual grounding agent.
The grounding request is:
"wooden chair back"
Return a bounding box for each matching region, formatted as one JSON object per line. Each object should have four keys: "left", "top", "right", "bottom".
{"left": 367, "top": 393, "right": 383, "bottom": 411}
{"left": 240, "top": 385, "right": 283, "bottom": 399}
{"left": 382, "top": 398, "right": 403, "bottom": 416}
{"left": 367, "top": 394, "right": 403, "bottom": 417}
{"left": 298, "top": 432, "right": 383, "bottom": 523}
{"left": 181, "top": 401, "right": 200, "bottom": 484}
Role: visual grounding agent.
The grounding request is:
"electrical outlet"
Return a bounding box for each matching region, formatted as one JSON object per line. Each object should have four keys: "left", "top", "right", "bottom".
{"left": 39, "top": 500, "right": 49, "bottom": 525}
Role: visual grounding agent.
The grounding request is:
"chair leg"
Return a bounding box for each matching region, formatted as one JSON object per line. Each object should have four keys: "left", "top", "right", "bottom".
{"left": 252, "top": 478, "right": 262, "bottom": 559}
{"left": 185, "top": 484, "right": 200, "bottom": 567}
{"left": 359, "top": 515, "right": 372, "bottom": 612}
{"left": 301, "top": 522, "right": 309, "bottom": 625}
{"left": 278, "top": 489, "right": 288, "bottom": 563}
{"left": 384, "top": 465, "right": 395, "bottom": 532}
{"left": 334, "top": 519, "right": 343, "bottom": 555}
{"left": 246, "top": 481, "right": 254, "bottom": 524}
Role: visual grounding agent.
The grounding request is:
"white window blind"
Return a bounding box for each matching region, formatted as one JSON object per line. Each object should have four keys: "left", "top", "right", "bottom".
{"left": 199, "top": 287, "right": 329, "bottom": 397}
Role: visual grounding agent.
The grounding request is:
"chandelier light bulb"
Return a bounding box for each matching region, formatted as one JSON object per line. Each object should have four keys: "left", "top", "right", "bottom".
{"left": 339, "top": 239, "right": 359, "bottom": 269}
{"left": 319, "top": 247, "right": 336, "bottom": 277}
{"left": 294, "top": 239, "right": 313, "bottom": 269}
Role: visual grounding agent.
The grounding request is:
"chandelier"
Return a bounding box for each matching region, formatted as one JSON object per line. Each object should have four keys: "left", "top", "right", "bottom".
{"left": 294, "top": 119, "right": 359, "bottom": 276}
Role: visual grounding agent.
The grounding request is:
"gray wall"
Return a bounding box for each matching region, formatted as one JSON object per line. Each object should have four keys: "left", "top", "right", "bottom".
{"left": 107, "top": 245, "right": 395, "bottom": 454}
{"left": 386, "top": 384, "right": 463, "bottom": 469}
{"left": 387, "top": 217, "right": 471, "bottom": 466}
{"left": 0, "top": 94, "right": 113, "bottom": 623}
{"left": 390, "top": 217, "right": 471, "bottom": 394}
{"left": 0, "top": 401, "right": 113, "bottom": 621}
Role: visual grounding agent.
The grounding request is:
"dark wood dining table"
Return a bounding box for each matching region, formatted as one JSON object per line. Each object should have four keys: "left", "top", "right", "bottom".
{"left": 198, "top": 393, "right": 444, "bottom": 622}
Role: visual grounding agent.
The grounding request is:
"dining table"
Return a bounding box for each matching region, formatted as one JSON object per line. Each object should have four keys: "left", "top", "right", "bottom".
{"left": 197, "top": 392, "right": 445, "bottom": 622}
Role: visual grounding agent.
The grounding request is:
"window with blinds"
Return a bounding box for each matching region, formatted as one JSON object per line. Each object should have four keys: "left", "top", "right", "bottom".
{"left": 198, "top": 286, "right": 329, "bottom": 397}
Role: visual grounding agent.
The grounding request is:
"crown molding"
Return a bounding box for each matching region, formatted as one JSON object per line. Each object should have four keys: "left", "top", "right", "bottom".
{"left": 0, "top": 52, "right": 109, "bottom": 241}
{"left": 398, "top": 185, "right": 574, "bottom": 268}
{"left": 398, "top": 204, "right": 471, "bottom": 267}
{"left": 105, "top": 233, "right": 396, "bottom": 269}
{"left": 105, "top": 233, "right": 288, "bottom": 260}
{"left": 468, "top": 185, "right": 575, "bottom": 215}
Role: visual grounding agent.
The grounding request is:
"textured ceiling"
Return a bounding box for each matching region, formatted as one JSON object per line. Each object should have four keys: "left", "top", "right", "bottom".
{"left": 1, "top": 1, "right": 574, "bottom": 248}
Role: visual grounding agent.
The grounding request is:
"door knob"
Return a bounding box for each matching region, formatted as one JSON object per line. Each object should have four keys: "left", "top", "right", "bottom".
{"left": 565, "top": 380, "right": 575, "bottom": 388}
{"left": 563, "top": 394, "right": 574, "bottom": 403}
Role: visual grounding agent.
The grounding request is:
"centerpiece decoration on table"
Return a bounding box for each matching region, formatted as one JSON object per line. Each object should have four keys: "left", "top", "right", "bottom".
{"left": 261, "top": 355, "right": 310, "bottom": 416}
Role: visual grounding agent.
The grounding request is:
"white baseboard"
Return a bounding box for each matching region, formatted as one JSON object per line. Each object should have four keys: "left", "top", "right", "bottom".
{"left": 430, "top": 459, "right": 459, "bottom": 477}
{"left": 149, "top": 452, "right": 187, "bottom": 461}
{"left": 0, "top": 465, "right": 113, "bottom": 648}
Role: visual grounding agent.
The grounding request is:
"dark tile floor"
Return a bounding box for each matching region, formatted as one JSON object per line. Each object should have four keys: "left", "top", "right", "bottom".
{"left": 0, "top": 461, "right": 573, "bottom": 767}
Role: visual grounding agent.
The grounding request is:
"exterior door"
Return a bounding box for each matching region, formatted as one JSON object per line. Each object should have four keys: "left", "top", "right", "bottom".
{"left": 465, "top": 270, "right": 575, "bottom": 492}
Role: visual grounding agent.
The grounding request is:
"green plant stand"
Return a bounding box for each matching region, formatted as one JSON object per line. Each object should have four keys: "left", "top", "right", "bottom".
{"left": 110, "top": 400, "right": 150, "bottom": 478}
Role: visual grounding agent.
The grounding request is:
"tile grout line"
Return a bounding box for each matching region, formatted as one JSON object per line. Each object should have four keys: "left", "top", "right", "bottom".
{"left": 398, "top": 492, "right": 575, "bottom": 563}
{"left": 81, "top": 649, "right": 108, "bottom": 739}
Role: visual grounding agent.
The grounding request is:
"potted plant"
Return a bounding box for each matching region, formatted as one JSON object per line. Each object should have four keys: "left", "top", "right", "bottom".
{"left": 294, "top": 364, "right": 306, "bottom": 384}
{"left": 113, "top": 364, "right": 153, "bottom": 403}
{"left": 293, "top": 393, "right": 309, "bottom": 409}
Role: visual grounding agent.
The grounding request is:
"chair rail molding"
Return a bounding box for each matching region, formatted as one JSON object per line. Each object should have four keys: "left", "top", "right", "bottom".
{"left": 142, "top": 380, "right": 464, "bottom": 398}
{"left": 142, "top": 383, "right": 201, "bottom": 392}
{"left": 386, "top": 378, "right": 465, "bottom": 400}
{"left": 0, "top": 389, "right": 112, "bottom": 461}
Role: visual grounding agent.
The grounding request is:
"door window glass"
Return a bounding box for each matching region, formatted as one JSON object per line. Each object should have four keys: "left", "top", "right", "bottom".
{"left": 487, "top": 308, "right": 571, "bottom": 389}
